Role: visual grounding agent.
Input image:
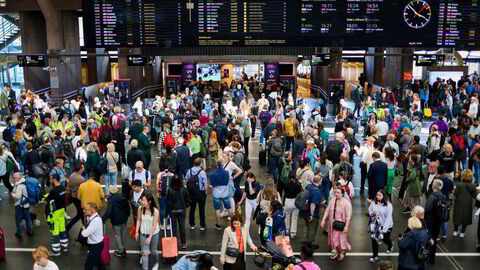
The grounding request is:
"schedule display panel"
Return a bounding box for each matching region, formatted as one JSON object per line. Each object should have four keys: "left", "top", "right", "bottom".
{"left": 82, "top": 0, "right": 480, "bottom": 48}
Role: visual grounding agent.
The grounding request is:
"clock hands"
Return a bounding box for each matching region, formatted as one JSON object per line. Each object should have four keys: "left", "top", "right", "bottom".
{"left": 407, "top": 3, "right": 428, "bottom": 20}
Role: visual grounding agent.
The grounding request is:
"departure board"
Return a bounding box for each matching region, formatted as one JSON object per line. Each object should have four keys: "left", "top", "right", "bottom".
{"left": 82, "top": 0, "right": 480, "bottom": 48}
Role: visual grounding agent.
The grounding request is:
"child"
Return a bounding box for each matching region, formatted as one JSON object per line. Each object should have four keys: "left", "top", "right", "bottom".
{"left": 32, "top": 246, "right": 59, "bottom": 270}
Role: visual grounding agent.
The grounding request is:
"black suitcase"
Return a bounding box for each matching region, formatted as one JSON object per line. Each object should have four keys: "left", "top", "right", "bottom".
{"left": 259, "top": 149, "right": 267, "bottom": 166}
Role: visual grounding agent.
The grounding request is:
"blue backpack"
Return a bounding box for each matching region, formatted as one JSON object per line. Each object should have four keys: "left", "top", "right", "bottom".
{"left": 21, "top": 177, "right": 41, "bottom": 205}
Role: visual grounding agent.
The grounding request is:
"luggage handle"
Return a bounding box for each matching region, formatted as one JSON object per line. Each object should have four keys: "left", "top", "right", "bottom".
{"left": 164, "top": 217, "right": 173, "bottom": 238}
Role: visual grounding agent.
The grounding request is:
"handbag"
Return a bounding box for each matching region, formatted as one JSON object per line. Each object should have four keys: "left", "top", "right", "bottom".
{"left": 332, "top": 199, "right": 346, "bottom": 231}
{"left": 226, "top": 247, "right": 239, "bottom": 257}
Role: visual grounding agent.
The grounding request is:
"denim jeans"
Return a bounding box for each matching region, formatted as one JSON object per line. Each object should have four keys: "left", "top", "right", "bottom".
{"left": 260, "top": 128, "right": 265, "bottom": 145}
{"left": 171, "top": 211, "right": 187, "bottom": 245}
{"left": 320, "top": 176, "right": 330, "bottom": 203}
{"left": 103, "top": 172, "right": 118, "bottom": 194}
{"left": 269, "top": 155, "right": 280, "bottom": 183}
{"left": 15, "top": 205, "right": 32, "bottom": 234}
{"left": 158, "top": 197, "right": 166, "bottom": 225}
{"left": 388, "top": 104, "right": 396, "bottom": 118}
{"left": 474, "top": 161, "right": 480, "bottom": 185}
{"left": 140, "top": 233, "right": 159, "bottom": 270}
{"left": 114, "top": 223, "right": 128, "bottom": 253}
{"left": 440, "top": 222, "right": 448, "bottom": 238}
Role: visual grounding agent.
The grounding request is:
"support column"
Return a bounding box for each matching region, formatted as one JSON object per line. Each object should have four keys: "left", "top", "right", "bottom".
{"left": 365, "top": 47, "right": 384, "bottom": 86}
{"left": 37, "top": 0, "right": 81, "bottom": 100}
{"left": 118, "top": 48, "right": 145, "bottom": 96}
{"left": 311, "top": 47, "right": 342, "bottom": 96}
{"left": 384, "top": 48, "right": 414, "bottom": 90}
{"left": 19, "top": 11, "right": 49, "bottom": 90}
{"left": 87, "top": 48, "right": 111, "bottom": 85}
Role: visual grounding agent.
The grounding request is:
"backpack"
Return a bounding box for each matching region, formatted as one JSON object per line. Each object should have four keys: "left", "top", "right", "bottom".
{"left": 62, "top": 141, "right": 74, "bottom": 157}
{"left": 130, "top": 170, "right": 150, "bottom": 183}
{"left": 96, "top": 153, "right": 108, "bottom": 175}
{"left": 161, "top": 152, "right": 178, "bottom": 172}
{"left": 164, "top": 134, "right": 175, "bottom": 148}
{"left": 117, "top": 114, "right": 126, "bottom": 131}
{"left": 337, "top": 162, "right": 353, "bottom": 183}
{"left": 259, "top": 111, "right": 270, "bottom": 128}
{"left": 154, "top": 116, "right": 163, "bottom": 128}
{"left": 21, "top": 177, "right": 41, "bottom": 206}
{"left": 280, "top": 161, "right": 292, "bottom": 184}
{"left": 294, "top": 189, "right": 310, "bottom": 211}
{"left": 414, "top": 237, "right": 429, "bottom": 263}
{"left": 235, "top": 151, "right": 251, "bottom": 171}
{"left": 284, "top": 118, "right": 296, "bottom": 137}
{"left": 52, "top": 138, "right": 63, "bottom": 156}
{"left": 435, "top": 194, "right": 449, "bottom": 222}
{"left": 186, "top": 169, "right": 203, "bottom": 196}
{"left": 99, "top": 129, "right": 112, "bottom": 144}
{"left": 2, "top": 126, "right": 13, "bottom": 142}
{"left": 158, "top": 175, "right": 173, "bottom": 197}
{"left": 271, "top": 138, "right": 283, "bottom": 157}
{"left": 385, "top": 141, "right": 396, "bottom": 154}
{"left": 326, "top": 141, "right": 343, "bottom": 161}
{"left": 452, "top": 134, "right": 465, "bottom": 151}
{"left": 214, "top": 124, "right": 226, "bottom": 144}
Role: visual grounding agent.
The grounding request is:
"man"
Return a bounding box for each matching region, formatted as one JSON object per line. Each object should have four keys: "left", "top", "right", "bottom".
{"left": 66, "top": 161, "right": 86, "bottom": 233}
{"left": 137, "top": 126, "right": 154, "bottom": 170}
{"left": 128, "top": 160, "right": 152, "bottom": 189}
{"left": 209, "top": 160, "right": 232, "bottom": 230}
{"left": 386, "top": 87, "right": 396, "bottom": 116}
{"left": 128, "top": 117, "right": 144, "bottom": 143}
{"left": 397, "top": 116, "right": 413, "bottom": 134}
{"left": 284, "top": 111, "right": 299, "bottom": 151}
{"left": 185, "top": 158, "right": 208, "bottom": 231}
{"left": 102, "top": 186, "right": 130, "bottom": 258}
{"left": 39, "top": 137, "right": 56, "bottom": 170}
{"left": 331, "top": 153, "right": 354, "bottom": 184}
{"left": 175, "top": 137, "right": 193, "bottom": 178}
{"left": 50, "top": 159, "right": 66, "bottom": 187}
{"left": 355, "top": 136, "right": 374, "bottom": 195}
{"left": 375, "top": 115, "right": 389, "bottom": 140}
{"left": 213, "top": 118, "right": 228, "bottom": 149}
{"left": 422, "top": 161, "right": 438, "bottom": 197}
{"left": 352, "top": 85, "right": 362, "bottom": 118}
{"left": 367, "top": 152, "right": 388, "bottom": 200}
{"left": 258, "top": 104, "right": 272, "bottom": 147}
{"left": 78, "top": 174, "right": 105, "bottom": 210}
{"left": 82, "top": 202, "right": 105, "bottom": 270}
{"left": 425, "top": 179, "right": 446, "bottom": 265}
{"left": 412, "top": 135, "right": 427, "bottom": 165}
{"left": 126, "top": 139, "right": 146, "bottom": 171}
{"left": 302, "top": 175, "right": 322, "bottom": 249}
{"left": 267, "top": 130, "right": 284, "bottom": 182}
{"left": 434, "top": 165, "right": 454, "bottom": 239}
{"left": 45, "top": 174, "right": 68, "bottom": 256}
{"left": 11, "top": 172, "right": 33, "bottom": 239}
{"left": 326, "top": 132, "right": 346, "bottom": 166}
{"left": 468, "top": 118, "right": 480, "bottom": 157}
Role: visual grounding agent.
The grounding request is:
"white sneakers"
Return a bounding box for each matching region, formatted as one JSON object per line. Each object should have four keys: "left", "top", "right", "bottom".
{"left": 460, "top": 233, "right": 465, "bottom": 238}
{"left": 453, "top": 231, "right": 458, "bottom": 237}
{"left": 152, "top": 263, "right": 159, "bottom": 270}
{"left": 64, "top": 213, "right": 71, "bottom": 220}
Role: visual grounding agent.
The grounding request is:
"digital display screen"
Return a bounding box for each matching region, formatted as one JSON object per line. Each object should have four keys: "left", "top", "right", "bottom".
{"left": 127, "top": 55, "right": 147, "bottom": 66}
{"left": 416, "top": 55, "right": 438, "bottom": 66}
{"left": 311, "top": 54, "right": 331, "bottom": 66}
{"left": 82, "top": 0, "right": 480, "bottom": 48}
{"left": 196, "top": 64, "right": 221, "bottom": 81}
{"left": 17, "top": 55, "right": 46, "bottom": 67}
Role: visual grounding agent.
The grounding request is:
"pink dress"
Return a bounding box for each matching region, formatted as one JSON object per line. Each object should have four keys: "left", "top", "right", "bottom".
{"left": 325, "top": 197, "right": 352, "bottom": 252}
{"left": 391, "top": 121, "right": 400, "bottom": 135}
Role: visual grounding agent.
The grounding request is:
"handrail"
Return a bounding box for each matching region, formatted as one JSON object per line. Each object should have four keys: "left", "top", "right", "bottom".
{"left": 132, "top": 85, "right": 164, "bottom": 100}
{"left": 311, "top": 84, "right": 328, "bottom": 101}
{"left": 33, "top": 87, "right": 51, "bottom": 95}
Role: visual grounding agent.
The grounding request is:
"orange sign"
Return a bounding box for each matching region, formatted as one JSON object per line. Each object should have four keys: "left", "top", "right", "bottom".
{"left": 404, "top": 72, "right": 413, "bottom": 81}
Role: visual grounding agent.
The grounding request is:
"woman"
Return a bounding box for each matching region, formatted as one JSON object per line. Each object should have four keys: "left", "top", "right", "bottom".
{"left": 321, "top": 187, "right": 352, "bottom": 261}
{"left": 283, "top": 173, "right": 302, "bottom": 239}
{"left": 397, "top": 217, "right": 429, "bottom": 270}
{"left": 335, "top": 106, "right": 348, "bottom": 123}
{"left": 315, "top": 152, "right": 333, "bottom": 203}
{"left": 296, "top": 158, "right": 314, "bottom": 189}
{"left": 411, "top": 116, "right": 422, "bottom": 138}
{"left": 0, "top": 144, "right": 20, "bottom": 193}
{"left": 392, "top": 115, "right": 401, "bottom": 136}
{"left": 104, "top": 143, "right": 119, "bottom": 195}
{"left": 438, "top": 144, "right": 455, "bottom": 179}
{"left": 368, "top": 190, "right": 394, "bottom": 263}
{"left": 223, "top": 151, "right": 243, "bottom": 208}
{"left": 166, "top": 174, "right": 190, "bottom": 249}
{"left": 384, "top": 147, "right": 396, "bottom": 199}
{"left": 239, "top": 94, "right": 252, "bottom": 119}
{"left": 275, "top": 102, "right": 284, "bottom": 126}
{"left": 404, "top": 155, "right": 421, "bottom": 213}
{"left": 172, "top": 251, "right": 215, "bottom": 270}
{"left": 208, "top": 131, "right": 221, "bottom": 169}
{"left": 427, "top": 125, "right": 442, "bottom": 161}
{"left": 452, "top": 169, "right": 478, "bottom": 238}
{"left": 238, "top": 172, "right": 260, "bottom": 231}
{"left": 85, "top": 142, "right": 100, "bottom": 179}
{"left": 135, "top": 193, "right": 160, "bottom": 270}
{"left": 411, "top": 93, "right": 421, "bottom": 114}
{"left": 292, "top": 131, "right": 305, "bottom": 173}
{"left": 220, "top": 215, "right": 257, "bottom": 270}
{"left": 255, "top": 179, "right": 281, "bottom": 246}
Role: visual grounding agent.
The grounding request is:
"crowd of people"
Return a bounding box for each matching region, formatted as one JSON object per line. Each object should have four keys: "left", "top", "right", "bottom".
{"left": 0, "top": 72, "right": 479, "bottom": 270}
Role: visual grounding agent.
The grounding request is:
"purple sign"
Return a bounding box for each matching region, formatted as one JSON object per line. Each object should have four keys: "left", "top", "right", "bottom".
{"left": 182, "top": 63, "right": 196, "bottom": 82}
{"left": 265, "top": 63, "right": 278, "bottom": 83}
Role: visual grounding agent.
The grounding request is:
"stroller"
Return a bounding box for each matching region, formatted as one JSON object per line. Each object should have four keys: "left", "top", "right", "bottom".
{"left": 254, "top": 241, "right": 301, "bottom": 269}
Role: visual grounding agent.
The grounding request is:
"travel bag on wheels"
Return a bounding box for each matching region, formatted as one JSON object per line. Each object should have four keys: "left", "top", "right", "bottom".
{"left": 0, "top": 227, "right": 5, "bottom": 260}
{"left": 259, "top": 149, "right": 267, "bottom": 166}
{"left": 161, "top": 217, "right": 178, "bottom": 263}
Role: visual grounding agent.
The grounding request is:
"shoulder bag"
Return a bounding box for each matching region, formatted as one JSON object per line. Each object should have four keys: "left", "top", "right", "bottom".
{"left": 332, "top": 199, "right": 346, "bottom": 231}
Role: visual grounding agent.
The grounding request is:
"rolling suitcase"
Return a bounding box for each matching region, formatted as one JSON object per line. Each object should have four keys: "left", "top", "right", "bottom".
{"left": 259, "top": 149, "right": 267, "bottom": 166}
{"left": 0, "top": 227, "right": 5, "bottom": 260}
{"left": 424, "top": 103, "right": 432, "bottom": 118}
{"left": 101, "top": 235, "right": 110, "bottom": 265}
{"left": 161, "top": 217, "right": 178, "bottom": 263}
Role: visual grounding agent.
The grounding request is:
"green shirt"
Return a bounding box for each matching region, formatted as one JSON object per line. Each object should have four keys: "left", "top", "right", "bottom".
{"left": 129, "top": 123, "right": 144, "bottom": 142}
{"left": 187, "top": 135, "right": 202, "bottom": 154}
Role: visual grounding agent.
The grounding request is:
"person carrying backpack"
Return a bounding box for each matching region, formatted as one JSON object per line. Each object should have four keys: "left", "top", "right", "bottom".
{"left": 186, "top": 158, "right": 208, "bottom": 231}
{"left": 424, "top": 179, "right": 447, "bottom": 264}
{"left": 397, "top": 217, "right": 430, "bottom": 270}
{"left": 268, "top": 130, "right": 284, "bottom": 183}
{"left": 11, "top": 172, "right": 33, "bottom": 239}
{"left": 44, "top": 173, "right": 68, "bottom": 256}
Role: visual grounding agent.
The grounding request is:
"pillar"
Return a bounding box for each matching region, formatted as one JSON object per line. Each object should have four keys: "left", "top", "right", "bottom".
{"left": 365, "top": 47, "right": 384, "bottom": 86}
{"left": 87, "top": 48, "right": 111, "bottom": 85}
{"left": 118, "top": 48, "right": 145, "bottom": 96}
{"left": 311, "top": 47, "right": 342, "bottom": 97}
{"left": 19, "top": 11, "right": 49, "bottom": 90}
{"left": 384, "top": 48, "right": 414, "bottom": 90}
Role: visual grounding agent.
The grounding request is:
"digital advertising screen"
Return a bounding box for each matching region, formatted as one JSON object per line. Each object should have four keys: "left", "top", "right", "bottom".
{"left": 196, "top": 64, "right": 221, "bottom": 81}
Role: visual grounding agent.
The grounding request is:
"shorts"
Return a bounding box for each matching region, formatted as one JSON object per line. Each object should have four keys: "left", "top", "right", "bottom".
{"left": 212, "top": 196, "right": 231, "bottom": 210}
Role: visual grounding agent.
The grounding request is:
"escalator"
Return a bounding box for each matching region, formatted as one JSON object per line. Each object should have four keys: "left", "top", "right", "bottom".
{"left": 0, "top": 14, "right": 20, "bottom": 52}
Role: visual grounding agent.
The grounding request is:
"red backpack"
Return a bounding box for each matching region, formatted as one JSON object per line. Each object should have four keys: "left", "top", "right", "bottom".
{"left": 452, "top": 134, "right": 465, "bottom": 151}
{"left": 164, "top": 134, "right": 175, "bottom": 148}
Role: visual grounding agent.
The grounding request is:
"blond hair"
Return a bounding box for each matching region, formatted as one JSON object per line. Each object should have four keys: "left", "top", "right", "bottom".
{"left": 461, "top": 169, "right": 473, "bottom": 183}
{"left": 32, "top": 246, "right": 49, "bottom": 261}
{"left": 107, "top": 143, "right": 115, "bottom": 152}
{"left": 262, "top": 178, "right": 277, "bottom": 201}
{"left": 86, "top": 142, "right": 99, "bottom": 152}
{"left": 411, "top": 205, "right": 425, "bottom": 218}
{"left": 407, "top": 217, "right": 423, "bottom": 230}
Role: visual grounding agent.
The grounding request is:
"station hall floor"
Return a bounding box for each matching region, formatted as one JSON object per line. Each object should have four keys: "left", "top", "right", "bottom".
{"left": 0, "top": 122, "right": 479, "bottom": 270}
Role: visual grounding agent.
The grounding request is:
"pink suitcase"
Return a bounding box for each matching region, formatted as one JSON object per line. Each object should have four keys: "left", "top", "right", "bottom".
{"left": 0, "top": 227, "right": 5, "bottom": 260}
{"left": 161, "top": 218, "right": 178, "bottom": 262}
{"left": 100, "top": 235, "right": 110, "bottom": 265}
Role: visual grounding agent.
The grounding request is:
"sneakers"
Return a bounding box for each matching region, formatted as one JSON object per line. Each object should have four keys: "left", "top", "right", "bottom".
{"left": 115, "top": 250, "right": 126, "bottom": 258}
{"left": 14, "top": 233, "right": 22, "bottom": 240}
{"left": 200, "top": 227, "right": 206, "bottom": 231}
{"left": 369, "top": 257, "right": 379, "bottom": 263}
{"left": 290, "top": 234, "right": 296, "bottom": 239}
{"left": 64, "top": 213, "right": 72, "bottom": 220}
{"left": 453, "top": 231, "right": 458, "bottom": 237}
{"left": 386, "top": 246, "right": 394, "bottom": 253}
{"left": 220, "top": 210, "right": 229, "bottom": 217}
{"left": 190, "top": 225, "right": 196, "bottom": 230}
{"left": 50, "top": 251, "right": 61, "bottom": 257}
{"left": 181, "top": 243, "right": 188, "bottom": 249}
{"left": 152, "top": 263, "right": 159, "bottom": 270}
{"left": 402, "top": 208, "right": 412, "bottom": 215}
{"left": 459, "top": 233, "right": 465, "bottom": 238}
{"left": 215, "top": 224, "right": 222, "bottom": 231}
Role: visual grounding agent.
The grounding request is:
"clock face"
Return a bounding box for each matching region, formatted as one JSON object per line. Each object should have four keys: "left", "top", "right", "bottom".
{"left": 403, "top": 0, "right": 432, "bottom": 29}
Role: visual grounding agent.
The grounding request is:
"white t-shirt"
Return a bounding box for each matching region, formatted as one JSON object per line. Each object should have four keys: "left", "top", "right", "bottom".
{"left": 223, "top": 161, "right": 242, "bottom": 182}
{"left": 129, "top": 169, "right": 152, "bottom": 186}
{"left": 34, "top": 260, "right": 59, "bottom": 270}
{"left": 375, "top": 121, "right": 389, "bottom": 136}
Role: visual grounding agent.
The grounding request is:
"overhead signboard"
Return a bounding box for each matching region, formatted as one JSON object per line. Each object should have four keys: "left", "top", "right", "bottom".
{"left": 17, "top": 55, "right": 47, "bottom": 67}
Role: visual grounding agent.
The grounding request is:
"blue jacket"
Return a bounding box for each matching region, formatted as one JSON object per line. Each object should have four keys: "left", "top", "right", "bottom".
{"left": 209, "top": 168, "right": 229, "bottom": 187}
{"left": 271, "top": 209, "right": 286, "bottom": 236}
{"left": 398, "top": 228, "right": 429, "bottom": 270}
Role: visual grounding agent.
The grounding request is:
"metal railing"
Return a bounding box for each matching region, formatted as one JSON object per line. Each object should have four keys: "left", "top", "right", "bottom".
{"left": 311, "top": 84, "right": 328, "bottom": 102}
{"left": 33, "top": 87, "right": 51, "bottom": 95}
{"left": 131, "top": 85, "right": 164, "bottom": 100}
